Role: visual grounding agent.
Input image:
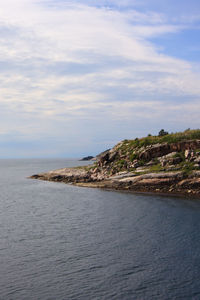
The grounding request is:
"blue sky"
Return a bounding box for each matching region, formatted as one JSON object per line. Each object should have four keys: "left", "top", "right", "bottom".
{"left": 0, "top": 0, "right": 200, "bottom": 157}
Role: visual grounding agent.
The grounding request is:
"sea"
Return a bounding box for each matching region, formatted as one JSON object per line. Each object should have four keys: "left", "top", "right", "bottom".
{"left": 1, "top": 159, "right": 200, "bottom": 300}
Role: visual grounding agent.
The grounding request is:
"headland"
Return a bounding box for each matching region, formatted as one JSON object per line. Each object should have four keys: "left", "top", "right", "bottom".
{"left": 30, "top": 129, "right": 200, "bottom": 198}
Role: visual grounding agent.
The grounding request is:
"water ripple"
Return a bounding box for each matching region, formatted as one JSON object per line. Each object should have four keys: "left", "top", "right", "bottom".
{"left": 1, "top": 159, "right": 200, "bottom": 299}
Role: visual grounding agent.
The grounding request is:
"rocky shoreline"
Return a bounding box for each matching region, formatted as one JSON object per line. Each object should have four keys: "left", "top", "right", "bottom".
{"left": 30, "top": 168, "right": 200, "bottom": 198}
{"left": 30, "top": 131, "right": 200, "bottom": 198}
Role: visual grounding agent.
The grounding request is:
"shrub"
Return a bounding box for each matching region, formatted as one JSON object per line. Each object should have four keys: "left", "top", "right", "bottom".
{"left": 134, "top": 138, "right": 139, "bottom": 147}
{"left": 158, "top": 129, "right": 169, "bottom": 136}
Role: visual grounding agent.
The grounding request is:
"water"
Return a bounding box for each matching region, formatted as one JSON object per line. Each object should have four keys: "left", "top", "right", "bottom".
{"left": 1, "top": 159, "right": 200, "bottom": 300}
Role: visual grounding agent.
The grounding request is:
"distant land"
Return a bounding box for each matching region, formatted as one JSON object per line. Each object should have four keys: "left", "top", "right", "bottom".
{"left": 80, "top": 155, "right": 94, "bottom": 161}
{"left": 30, "top": 129, "right": 200, "bottom": 198}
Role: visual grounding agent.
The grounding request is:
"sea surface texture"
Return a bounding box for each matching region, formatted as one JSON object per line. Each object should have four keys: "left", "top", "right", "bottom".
{"left": 1, "top": 159, "right": 200, "bottom": 300}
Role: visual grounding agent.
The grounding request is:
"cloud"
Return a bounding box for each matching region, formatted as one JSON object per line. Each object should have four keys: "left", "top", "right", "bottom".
{"left": 0, "top": 0, "right": 199, "bottom": 156}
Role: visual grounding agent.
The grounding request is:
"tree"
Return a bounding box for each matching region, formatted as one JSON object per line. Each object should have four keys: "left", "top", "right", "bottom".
{"left": 158, "top": 129, "right": 168, "bottom": 136}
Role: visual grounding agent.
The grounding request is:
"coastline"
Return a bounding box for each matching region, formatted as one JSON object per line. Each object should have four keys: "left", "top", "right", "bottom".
{"left": 29, "top": 167, "right": 200, "bottom": 199}
{"left": 30, "top": 131, "right": 200, "bottom": 199}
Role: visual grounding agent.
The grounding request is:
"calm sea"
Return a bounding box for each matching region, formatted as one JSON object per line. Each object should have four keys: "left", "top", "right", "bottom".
{"left": 1, "top": 159, "right": 200, "bottom": 300}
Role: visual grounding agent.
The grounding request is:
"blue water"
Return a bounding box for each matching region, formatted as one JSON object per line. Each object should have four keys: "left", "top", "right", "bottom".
{"left": 1, "top": 159, "right": 200, "bottom": 299}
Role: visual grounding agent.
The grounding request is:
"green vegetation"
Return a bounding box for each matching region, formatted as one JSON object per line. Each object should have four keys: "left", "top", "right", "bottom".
{"left": 106, "top": 129, "right": 200, "bottom": 176}
{"left": 158, "top": 129, "right": 169, "bottom": 136}
{"left": 173, "top": 151, "right": 185, "bottom": 161}
{"left": 121, "top": 129, "right": 200, "bottom": 151}
{"left": 77, "top": 129, "right": 200, "bottom": 178}
{"left": 149, "top": 163, "right": 164, "bottom": 173}
{"left": 138, "top": 160, "right": 145, "bottom": 167}
{"left": 117, "top": 159, "right": 127, "bottom": 170}
{"left": 130, "top": 152, "right": 138, "bottom": 161}
{"left": 182, "top": 161, "right": 195, "bottom": 177}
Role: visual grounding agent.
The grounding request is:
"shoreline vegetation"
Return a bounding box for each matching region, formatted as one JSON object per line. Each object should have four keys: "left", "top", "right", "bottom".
{"left": 30, "top": 129, "right": 200, "bottom": 198}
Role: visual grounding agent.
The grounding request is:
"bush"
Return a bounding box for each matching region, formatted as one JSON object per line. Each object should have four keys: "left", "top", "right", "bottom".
{"left": 158, "top": 129, "right": 169, "bottom": 136}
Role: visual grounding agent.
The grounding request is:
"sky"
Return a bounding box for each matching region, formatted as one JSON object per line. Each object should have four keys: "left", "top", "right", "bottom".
{"left": 0, "top": 0, "right": 200, "bottom": 158}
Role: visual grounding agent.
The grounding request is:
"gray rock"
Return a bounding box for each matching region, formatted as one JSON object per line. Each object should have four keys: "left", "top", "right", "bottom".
{"left": 109, "top": 172, "right": 136, "bottom": 180}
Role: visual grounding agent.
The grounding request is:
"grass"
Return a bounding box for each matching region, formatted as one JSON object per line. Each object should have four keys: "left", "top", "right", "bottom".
{"left": 119, "top": 129, "right": 200, "bottom": 152}
{"left": 80, "top": 129, "right": 200, "bottom": 177}
{"left": 149, "top": 163, "right": 164, "bottom": 173}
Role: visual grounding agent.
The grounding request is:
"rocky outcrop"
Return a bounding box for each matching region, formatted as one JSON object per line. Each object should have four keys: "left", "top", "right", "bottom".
{"left": 30, "top": 134, "right": 200, "bottom": 198}
{"left": 139, "top": 140, "right": 200, "bottom": 161}
{"left": 30, "top": 168, "right": 200, "bottom": 197}
{"left": 31, "top": 167, "right": 93, "bottom": 183}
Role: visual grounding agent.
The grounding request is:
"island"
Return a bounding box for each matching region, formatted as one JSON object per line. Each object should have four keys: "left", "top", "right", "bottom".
{"left": 79, "top": 156, "right": 94, "bottom": 161}
{"left": 30, "top": 129, "right": 200, "bottom": 197}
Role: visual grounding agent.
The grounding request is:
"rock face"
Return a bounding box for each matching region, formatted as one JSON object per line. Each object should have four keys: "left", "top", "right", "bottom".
{"left": 139, "top": 140, "right": 200, "bottom": 161}
{"left": 30, "top": 134, "right": 200, "bottom": 198}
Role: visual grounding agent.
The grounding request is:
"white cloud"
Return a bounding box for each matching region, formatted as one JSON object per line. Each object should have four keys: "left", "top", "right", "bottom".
{"left": 0, "top": 0, "right": 199, "bottom": 156}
